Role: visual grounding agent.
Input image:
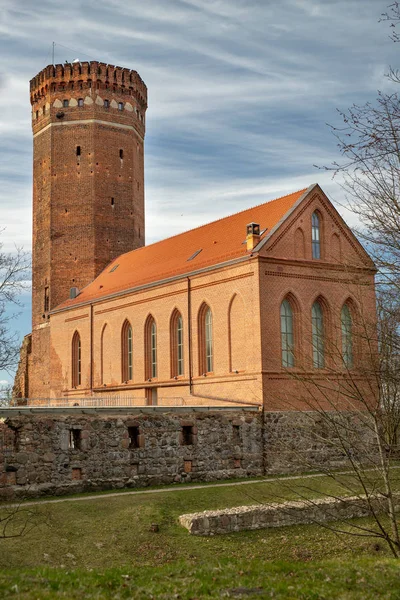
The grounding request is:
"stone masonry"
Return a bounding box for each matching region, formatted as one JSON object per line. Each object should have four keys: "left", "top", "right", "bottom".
{"left": 179, "top": 494, "right": 399, "bottom": 536}
{"left": 0, "top": 409, "right": 375, "bottom": 499}
{"left": 0, "top": 410, "right": 262, "bottom": 498}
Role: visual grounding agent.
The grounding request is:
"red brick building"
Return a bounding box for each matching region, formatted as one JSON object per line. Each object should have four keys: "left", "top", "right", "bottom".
{"left": 15, "top": 61, "right": 377, "bottom": 407}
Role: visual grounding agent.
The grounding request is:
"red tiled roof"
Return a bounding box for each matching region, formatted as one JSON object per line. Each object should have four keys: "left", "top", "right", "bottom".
{"left": 57, "top": 187, "right": 309, "bottom": 309}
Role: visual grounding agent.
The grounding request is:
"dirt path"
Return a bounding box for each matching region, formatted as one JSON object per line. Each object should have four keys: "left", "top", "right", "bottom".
{"left": 4, "top": 469, "right": 358, "bottom": 508}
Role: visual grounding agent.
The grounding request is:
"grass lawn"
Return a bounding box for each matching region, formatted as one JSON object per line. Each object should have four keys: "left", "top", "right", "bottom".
{"left": 1, "top": 473, "right": 399, "bottom": 598}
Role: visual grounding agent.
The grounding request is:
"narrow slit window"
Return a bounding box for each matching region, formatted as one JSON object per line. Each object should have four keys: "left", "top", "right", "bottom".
{"left": 118, "top": 102, "right": 124, "bottom": 111}
{"left": 111, "top": 197, "right": 115, "bottom": 207}
{"left": 104, "top": 99, "right": 109, "bottom": 108}
{"left": 78, "top": 98, "right": 84, "bottom": 107}
{"left": 63, "top": 99, "right": 69, "bottom": 108}
{"left": 44, "top": 286, "right": 50, "bottom": 313}
{"left": 76, "top": 146, "right": 81, "bottom": 157}
{"left": 119, "top": 149, "right": 124, "bottom": 159}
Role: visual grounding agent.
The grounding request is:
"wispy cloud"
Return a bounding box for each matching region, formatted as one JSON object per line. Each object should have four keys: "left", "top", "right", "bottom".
{"left": 0, "top": 0, "right": 396, "bottom": 382}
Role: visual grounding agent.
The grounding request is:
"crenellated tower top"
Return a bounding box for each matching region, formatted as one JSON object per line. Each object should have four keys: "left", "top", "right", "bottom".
{"left": 30, "top": 61, "right": 147, "bottom": 137}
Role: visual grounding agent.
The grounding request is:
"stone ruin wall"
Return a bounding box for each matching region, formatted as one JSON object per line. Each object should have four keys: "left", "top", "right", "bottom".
{"left": 0, "top": 410, "right": 375, "bottom": 498}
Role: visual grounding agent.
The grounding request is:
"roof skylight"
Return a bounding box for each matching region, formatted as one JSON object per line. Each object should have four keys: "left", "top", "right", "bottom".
{"left": 187, "top": 249, "right": 202, "bottom": 261}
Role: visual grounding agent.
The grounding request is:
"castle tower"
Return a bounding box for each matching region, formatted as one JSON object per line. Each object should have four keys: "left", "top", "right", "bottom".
{"left": 28, "top": 61, "right": 147, "bottom": 397}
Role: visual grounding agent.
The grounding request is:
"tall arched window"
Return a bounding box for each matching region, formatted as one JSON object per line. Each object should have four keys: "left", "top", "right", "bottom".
{"left": 151, "top": 321, "right": 157, "bottom": 378}
{"left": 121, "top": 320, "right": 133, "bottom": 381}
{"left": 145, "top": 317, "right": 157, "bottom": 379}
{"left": 281, "top": 299, "right": 295, "bottom": 367}
{"left": 199, "top": 304, "right": 213, "bottom": 374}
{"left": 312, "top": 212, "right": 321, "bottom": 259}
{"left": 312, "top": 302, "right": 325, "bottom": 368}
{"left": 205, "top": 308, "right": 213, "bottom": 372}
{"left": 170, "top": 311, "right": 184, "bottom": 377}
{"left": 341, "top": 304, "right": 353, "bottom": 368}
{"left": 71, "top": 331, "right": 81, "bottom": 387}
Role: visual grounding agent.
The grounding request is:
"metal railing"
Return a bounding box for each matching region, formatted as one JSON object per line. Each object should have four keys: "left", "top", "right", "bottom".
{"left": 5, "top": 396, "right": 187, "bottom": 409}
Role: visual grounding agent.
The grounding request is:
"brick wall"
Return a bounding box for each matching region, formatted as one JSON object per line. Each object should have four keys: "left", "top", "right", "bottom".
{"left": 29, "top": 61, "right": 147, "bottom": 398}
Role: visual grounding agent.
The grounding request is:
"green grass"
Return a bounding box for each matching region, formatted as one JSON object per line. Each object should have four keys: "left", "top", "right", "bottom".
{"left": 1, "top": 473, "right": 400, "bottom": 598}
{"left": 1, "top": 558, "right": 400, "bottom": 599}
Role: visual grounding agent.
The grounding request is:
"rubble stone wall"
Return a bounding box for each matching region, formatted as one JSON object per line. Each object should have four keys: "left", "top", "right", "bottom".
{"left": 0, "top": 411, "right": 262, "bottom": 498}
{"left": 0, "top": 410, "right": 375, "bottom": 499}
{"left": 179, "top": 494, "right": 396, "bottom": 536}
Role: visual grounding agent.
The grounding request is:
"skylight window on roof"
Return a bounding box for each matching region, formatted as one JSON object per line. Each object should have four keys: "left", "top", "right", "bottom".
{"left": 109, "top": 264, "right": 119, "bottom": 273}
{"left": 187, "top": 249, "right": 202, "bottom": 261}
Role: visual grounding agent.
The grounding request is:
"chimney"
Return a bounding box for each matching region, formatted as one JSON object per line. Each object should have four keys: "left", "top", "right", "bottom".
{"left": 246, "top": 222, "right": 260, "bottom": 251}
{"left": 70, "top": 287, "right": 79, "bottom": 299}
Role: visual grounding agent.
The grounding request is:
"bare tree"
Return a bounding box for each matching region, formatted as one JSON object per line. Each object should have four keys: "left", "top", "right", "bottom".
{"left": 256, "top": 283, "right": 400, "bottom": 558}
{"left": 0, "top": 232, "right": 30, "bottom": 374}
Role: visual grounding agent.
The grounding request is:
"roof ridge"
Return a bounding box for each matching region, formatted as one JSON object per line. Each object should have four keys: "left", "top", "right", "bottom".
{"left": 114, "top": 187, "right": 308, "bottom": 262}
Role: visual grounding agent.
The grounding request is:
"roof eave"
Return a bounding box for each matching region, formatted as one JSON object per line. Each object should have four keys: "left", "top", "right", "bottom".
{"left": 50, "top": 253, "right": 256, "bottom": 315}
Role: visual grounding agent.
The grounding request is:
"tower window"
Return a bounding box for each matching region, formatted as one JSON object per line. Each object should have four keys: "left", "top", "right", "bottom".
{"left": 118, "top": 102, "right": 124, "bottom": 111}
{"left": 111, "top": 197, "right": 115, "bottom": 207}
{"left": 104, "top": 99, "right": 109, "bottom": 108}
{"left": 63, "top": 99, "right": 69, "bottom": 108}
{"left": 44, "top": 286, "right": 50, "bottom": 313}
{"left": 76, "top": 146, "right": 81, "bottom": 157}
{"left": 78, "top": 98, "right": 84, "bottom": 107}
{"left": 119, "top": 149, "right": 124, "bottom": 160}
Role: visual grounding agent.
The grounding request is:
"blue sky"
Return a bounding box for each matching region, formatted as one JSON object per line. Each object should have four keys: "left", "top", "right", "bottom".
{"left": 0, "top": 0, "right": 398, "bottom": 385}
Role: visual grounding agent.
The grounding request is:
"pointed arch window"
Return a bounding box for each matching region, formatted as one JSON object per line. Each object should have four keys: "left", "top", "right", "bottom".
{"left": 312, "top": 302, "right": 325, "bottom": 368}
{"left": 71, "top": 331, "right": 81, "bottom": 387}
{"left": 312, "top": 212, "right": 321, "bottom": 259}
{"left": 341, "top": 304, "right": 353, "bottom": 368}
{"left": 171, "top": 311, "right": 184, "bottom": 377}
{"left": 281, "top": 299, "right": 295, "bottom": 367}
{"left": 145, "top": 317, "right": 157, "bottom": 379}
{"left": 121, "top": 320, "right": 133, "bottom": 381}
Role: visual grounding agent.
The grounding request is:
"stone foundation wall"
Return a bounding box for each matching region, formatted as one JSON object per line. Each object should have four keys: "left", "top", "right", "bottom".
{"left": 263, "top": 411, "right": 375, "bottom": 474}
{"left": 0, "top": 409, "right": 376, "bottom": 498}
{"left": 0, "top": 411, "right": 263, "bottom": 498}
{"left": 179, "top": 494, "right": 397, "bottom": 536}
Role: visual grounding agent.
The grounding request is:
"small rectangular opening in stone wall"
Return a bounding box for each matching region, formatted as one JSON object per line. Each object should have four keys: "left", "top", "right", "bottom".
{"left": 69, "top": 429, "right": 81, "bottom": 450}
{"left": 232, "top": 424, "right": 241, "bottom": 445}
{"left": 128, "top": 426, "right": 140, "bottom": 449}
{"left": 234, "top": 458, "right": 242, "bottom": 469}
{"left": 184, "top": 460, "right": 192, "bottom": 473}
{"left": 181, "top": 426, "right": 194, "bottom": 446}
{"left": 72, "top": 468, "right": 82, "bottom": 480}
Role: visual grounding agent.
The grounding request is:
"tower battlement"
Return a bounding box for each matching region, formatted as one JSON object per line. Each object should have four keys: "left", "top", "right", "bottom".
{"left": 30, "top": 61, "right": 147, "bottom": 108}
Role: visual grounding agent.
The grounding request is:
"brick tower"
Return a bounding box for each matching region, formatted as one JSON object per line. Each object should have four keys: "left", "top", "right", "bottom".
{"left": 28, "top": 61, "right": 147, "bottom": 398}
